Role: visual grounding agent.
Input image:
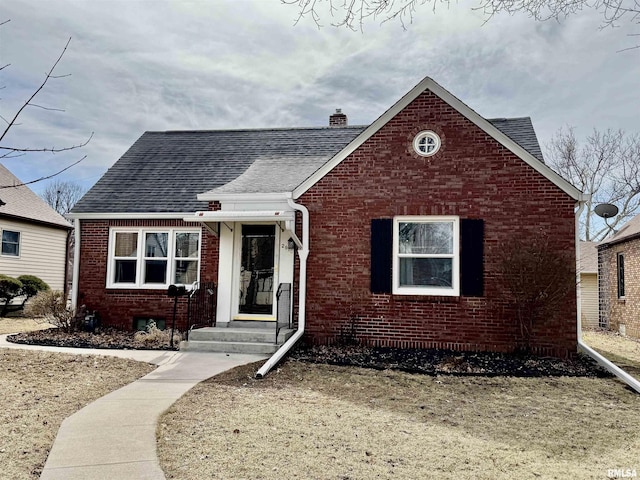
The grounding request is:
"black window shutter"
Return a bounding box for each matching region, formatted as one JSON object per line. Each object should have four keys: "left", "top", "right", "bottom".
{"left": 460, "top": 219, "right": 484, "bottom": 297}
{"left": 371, "top": 219, "right": 393, "bottom": 294}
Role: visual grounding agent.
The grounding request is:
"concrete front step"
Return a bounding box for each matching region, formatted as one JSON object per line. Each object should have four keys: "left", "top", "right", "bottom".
{"left": 180, "top": 327, "right": 295, "bottom": 354}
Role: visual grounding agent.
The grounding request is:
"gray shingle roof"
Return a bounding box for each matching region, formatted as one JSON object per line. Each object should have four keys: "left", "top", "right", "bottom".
{"left": 72, "top": 127, "right": 365, "bottom": 213}
{"left": 0, "top": 164, "right": 72, "bottom": 229}
{"left": 72, "top": 117, "right": 545, "bottom": 214}
{"left": 488, "top": 117, "right": 545, "bottom": 163}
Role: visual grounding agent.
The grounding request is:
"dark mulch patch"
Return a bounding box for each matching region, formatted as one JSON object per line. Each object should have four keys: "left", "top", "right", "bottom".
{"left": 289, "top": 344, "right": 612, "bottom": 378}
{"left": 7, "top": 327, "right": 179, "bottom": 350}
{"left": 7, "top": 328, "right": 610, "bottom": 378}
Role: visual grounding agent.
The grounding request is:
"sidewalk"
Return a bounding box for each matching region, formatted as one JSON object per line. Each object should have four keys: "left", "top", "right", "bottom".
{"left": 1, "top": 334, "right": 266, "bottom": 480}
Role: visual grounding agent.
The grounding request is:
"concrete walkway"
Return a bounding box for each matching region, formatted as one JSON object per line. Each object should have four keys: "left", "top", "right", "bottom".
{"left": 0, "top": 334, "right": 266, "bottom": 480}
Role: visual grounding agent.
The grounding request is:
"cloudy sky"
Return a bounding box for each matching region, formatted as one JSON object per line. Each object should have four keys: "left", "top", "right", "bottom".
{"left": 0, "top": 0, "right": 638, "bottom": 196}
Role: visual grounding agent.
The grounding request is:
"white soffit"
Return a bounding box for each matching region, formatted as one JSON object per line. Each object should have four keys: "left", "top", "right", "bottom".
{"left": 183, "top": 210, "right": 295, "bottom": 223}
{"left": 292, "top": 76, "right": 585, "bottom": 202}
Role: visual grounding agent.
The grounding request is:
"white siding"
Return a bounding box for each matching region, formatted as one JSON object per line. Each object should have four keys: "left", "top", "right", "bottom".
{"left": 580, "top": 273, "right": 599, "bottom": 329}
{"left": 0, "top": 218, "right": 68, "bottom": 291}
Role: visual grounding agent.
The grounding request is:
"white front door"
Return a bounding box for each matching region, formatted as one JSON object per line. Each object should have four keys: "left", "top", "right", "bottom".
{"left": 233, "top": 224, "right": 279, "bottom": 320}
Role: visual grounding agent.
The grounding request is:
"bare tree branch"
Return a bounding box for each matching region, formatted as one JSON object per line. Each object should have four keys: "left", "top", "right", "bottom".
{"left": 284, "top": 0, "right": 640, "bottom": 43}
{"left": 0, "top": 23, "right": 91, "bottom": 187}
{"left": 41, "top": 179, "right": 86, "bottom": 215}
{"left": 0, "top": 37, "right": 72, "bottom": 144}
{"left": 0, "top": 132, "right": 93, "bottom": 154}
{"left": 546, "top": 127, "right": 640, "bottom": 241}
{"left": 0, "top": 156, "right": 86, "bottom": 189}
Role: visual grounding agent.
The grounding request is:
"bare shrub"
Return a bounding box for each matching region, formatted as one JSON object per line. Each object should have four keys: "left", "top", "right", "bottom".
{"left": 26, "top": 290, "right": 78, "bottom": 333}
{"left": 134, "top": 320, "right": 182, "bottom": 348}
{"left": 498, "top": 233, "right": 576, "bottom": 352}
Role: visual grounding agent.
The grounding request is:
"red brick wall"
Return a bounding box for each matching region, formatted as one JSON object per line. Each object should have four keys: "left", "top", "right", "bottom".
{"left": 77, "top": 219, "right": 218, "bottom": 331}
{"left": 298, "top": 90, "right": 578, "bottom": 357}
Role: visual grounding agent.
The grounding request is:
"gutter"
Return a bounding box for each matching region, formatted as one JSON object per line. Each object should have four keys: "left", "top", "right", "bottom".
{"left": 71, "top": 218, "right": 81, "bottom": 310}
{"left": 255, "top": 197, "right": 309, "bottom": 378}
{"left": 574, "top": 198, "right": 640, "bottom": 394}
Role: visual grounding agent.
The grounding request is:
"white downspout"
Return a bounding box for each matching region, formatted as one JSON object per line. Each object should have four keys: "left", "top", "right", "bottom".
{"left": 574, "top": 197, "right": 640, "bottom": 394}
{"left": 255, "top": 197, "right": 309, "bottom": 378}
{"left": 71, "top": 218, "right": 81, "bottom": 310}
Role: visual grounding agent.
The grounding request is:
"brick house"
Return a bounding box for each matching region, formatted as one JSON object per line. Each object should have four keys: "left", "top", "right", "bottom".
{"left": 598, "top": 214, "right": 640, "bottom": 339}
{"left": 69, "top": 77, "right": 585, "bottom": 360}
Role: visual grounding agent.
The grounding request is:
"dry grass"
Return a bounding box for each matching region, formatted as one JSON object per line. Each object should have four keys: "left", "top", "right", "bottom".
{"left": 583, "top": 330, "right": 640, "bottom": 379}
{"left": 0, "top": 349, "right": 155, "bottom": 479}
{"left": 158, "top": 360, "right": 640, "bottom": 480}
{"left": 0, "top": 317, "right": 54, "bottom": 335}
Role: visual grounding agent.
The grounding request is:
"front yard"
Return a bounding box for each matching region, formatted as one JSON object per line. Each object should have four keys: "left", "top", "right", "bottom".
{"left": 158, "top": 359, "right": 640, "bottom": 480}
{"left": 0, "top": 326, "right": 155, "bottom": 479}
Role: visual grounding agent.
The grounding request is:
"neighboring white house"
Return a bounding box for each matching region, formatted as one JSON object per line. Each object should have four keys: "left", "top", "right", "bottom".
{"left": 579, "top": 241, "right": 599, "bottom": 329}
{"left": 0, "top": 164, "right": 72, "bottom": 293}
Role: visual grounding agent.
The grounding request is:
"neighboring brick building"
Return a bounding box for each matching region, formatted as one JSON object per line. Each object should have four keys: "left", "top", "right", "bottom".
{"left": 598, "top": 214, "right": 640, "bottom": 339}
{"left": 69, "top": 76, "right": 585, "bottom": 357}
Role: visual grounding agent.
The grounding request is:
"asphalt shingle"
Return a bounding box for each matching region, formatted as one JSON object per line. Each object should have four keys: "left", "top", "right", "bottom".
{"left": 72, "top": 117, "right": 545, "bottom": 214}
{"left": 0, "top": 164, "right": 72, "bottom": 229}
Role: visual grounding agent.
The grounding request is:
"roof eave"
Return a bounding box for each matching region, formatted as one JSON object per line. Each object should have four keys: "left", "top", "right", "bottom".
{"left": 292, "top": 76, "right": 585, "bottom": 202}
{"left": 196, "top": 191, "right": 292, "bottom": 203}
{"left": 0, "top": 212, "right": 72, "bottom": 230}
{"left": 67, "top": 212, "right": 197, "bottom": 220}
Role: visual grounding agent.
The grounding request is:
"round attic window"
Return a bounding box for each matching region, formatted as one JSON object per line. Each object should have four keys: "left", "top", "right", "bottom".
{"left": 413, "top": 131, "right": 441, "bottom": 157}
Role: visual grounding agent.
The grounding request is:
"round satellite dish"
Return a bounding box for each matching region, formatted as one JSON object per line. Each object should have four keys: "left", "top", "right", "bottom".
{"left": 594, "top": 203, "right": 619, "bottom": 219}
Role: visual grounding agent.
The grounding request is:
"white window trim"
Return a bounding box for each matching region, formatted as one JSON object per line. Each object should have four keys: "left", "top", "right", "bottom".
{"left": 106, "top": 227, "right": 201, "bottom": 289}
{"left": 1, "top": 229, "right": 21, "bottom": 258}
{"left": 413, "top": 131, "right": 441, "bottom": 157}
{"left": 392, "top": 216, "right": 459, "bottom": 296}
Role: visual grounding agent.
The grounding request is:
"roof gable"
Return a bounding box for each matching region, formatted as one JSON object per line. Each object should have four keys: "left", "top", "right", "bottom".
{"left": 292, "top": 77, "right": 584, "bottom": 201}
{"left": 0, "top": 164, "right": 71, "bottom": 229}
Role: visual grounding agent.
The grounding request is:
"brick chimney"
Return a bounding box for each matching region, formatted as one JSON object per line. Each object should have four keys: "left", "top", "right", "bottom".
{"left": 329, "top": 109, "right": 347, "bottom": 127}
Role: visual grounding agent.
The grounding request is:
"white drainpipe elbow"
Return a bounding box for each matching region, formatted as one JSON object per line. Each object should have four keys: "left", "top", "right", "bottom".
{"left": 256, "top": 198, "right": 309, "bottom": 378}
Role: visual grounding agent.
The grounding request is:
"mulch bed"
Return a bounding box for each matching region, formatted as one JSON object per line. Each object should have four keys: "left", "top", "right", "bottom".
{"left": 7, "top": 328, "right": 609, "bottom": 377}
{"left": 7, "top": 327, "right": 180, "bottom": 350}
{"left": 289, "top": 344, "right": 611, "bottom": 378}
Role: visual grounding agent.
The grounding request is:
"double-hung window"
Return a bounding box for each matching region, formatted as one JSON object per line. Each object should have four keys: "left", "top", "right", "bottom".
{"left": 1, "top": 230, "right": 20, "bottom": 257}
{"left": 108, "top": 228, "right": 201, "bottom": 288}
{"left": 392, "top": 216, "right": 460, "bottom": 296}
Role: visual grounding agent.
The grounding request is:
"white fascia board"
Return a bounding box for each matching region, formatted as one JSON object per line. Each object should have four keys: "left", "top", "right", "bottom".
{"left": 67, "top": 212, "right": 194, "bottom": 220}
{"left": 196, "top": 191, "right": 291, "bottom": 203}
{"left": 293, "top": 76, "right": 585, "bottom": 202}
{"left": 183, "top": 210, "right": 295, "bottom": 224}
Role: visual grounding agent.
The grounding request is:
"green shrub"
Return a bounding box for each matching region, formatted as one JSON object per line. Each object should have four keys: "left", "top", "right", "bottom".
{"left": 0, "top": 275, "right": 23, "bottom": 317}
{"left": 17, "top": 275, "right": 50, "bottom": 299}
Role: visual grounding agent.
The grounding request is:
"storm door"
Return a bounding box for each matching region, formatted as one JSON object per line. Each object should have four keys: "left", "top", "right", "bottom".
{"left": 237, "top": 224, "right": 277, "bottom": 317}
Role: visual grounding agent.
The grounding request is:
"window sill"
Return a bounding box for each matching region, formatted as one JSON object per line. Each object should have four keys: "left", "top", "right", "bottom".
{"left": 391, "top": 294, "right": 461, "bottom": 303}
{"left": 106, "top": 284, "right": 194, "bottom": 291}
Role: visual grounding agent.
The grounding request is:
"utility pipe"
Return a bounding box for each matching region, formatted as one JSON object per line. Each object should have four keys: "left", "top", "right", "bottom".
{"left": 255, "top": 197, "right": 309, "bottom": 378}
{"left": 574, "top": 198, "right": 640, "bottom": 394}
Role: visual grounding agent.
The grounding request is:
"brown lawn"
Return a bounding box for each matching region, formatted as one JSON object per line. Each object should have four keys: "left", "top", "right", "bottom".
{"left": 158, "top": 359, "right": 640, "bottom": 480}
{"left": 0, "top": 317, "right": 155, "bottom": 479}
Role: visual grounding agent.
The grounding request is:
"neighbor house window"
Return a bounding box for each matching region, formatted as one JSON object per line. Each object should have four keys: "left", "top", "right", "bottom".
{"left": 617, "top": 252, "right": 625, "bottom": 298}
{"left": 1, "top": 230, "right": 20, "bottom": 257}
{"left": 392, "top": 216, "right": 459, "bottom": 296}
{"left": 107, "top": 228, "right": 201, "bottom": 289}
